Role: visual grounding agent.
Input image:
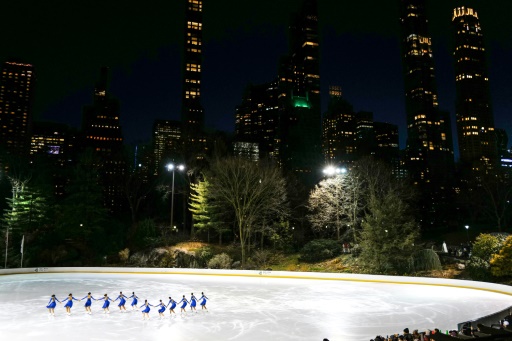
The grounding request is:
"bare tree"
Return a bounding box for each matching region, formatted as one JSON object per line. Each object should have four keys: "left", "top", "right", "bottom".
{"left": 206, "top": 157, "right": 288, "bottom": 265}
{"left": 478, "top": 169, "right": 512, "bottom": 232}
{"left": 308, "top": 171, "right": 364, "bottom": 241}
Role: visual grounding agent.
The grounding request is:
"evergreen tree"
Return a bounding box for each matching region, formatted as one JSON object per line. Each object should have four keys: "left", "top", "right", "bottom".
{"left": 358, "top": 190, "right": 419, "bottom": 274}
{"left": 189, "top": 177, "right": 230, "bottom": 244}
{"left": 55, "top": 149, "right": 109, "bottom": 264}
{"left": 2, "top": 176, "right": 52, "bottom": 267}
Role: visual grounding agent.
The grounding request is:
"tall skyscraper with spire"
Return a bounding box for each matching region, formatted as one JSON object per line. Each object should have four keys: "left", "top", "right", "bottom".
{"left": 399, "top": 0, "right": 455, "bottom": 228}
{"left": 0, "top": 61, "right": 35, "bottom": 157}
{"left": 278, "top": 0, "right": 322, "bottom": 181}
{"left": 181, "top": 0, "right": 206, "bottom": 161}
{"left": 399, "top": 0, "right": 454, "bottom": 186}
{"left": 82, "top": 67, "right": 125, "bottom": 213}
{"left": 452, "top": 6, "right": 497, "bottom": 172}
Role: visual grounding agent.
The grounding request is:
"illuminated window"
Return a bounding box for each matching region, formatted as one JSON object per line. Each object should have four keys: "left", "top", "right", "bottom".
{"left": 302, "top": 41, "right": 319, "bottom": 48}
{"left": 186, "top": 63, "right": 201, "bottom": 72}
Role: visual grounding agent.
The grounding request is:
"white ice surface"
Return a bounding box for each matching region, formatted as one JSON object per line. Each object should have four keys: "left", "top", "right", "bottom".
{"left": 1, "top": 272, "right": 512, "bottom": 341}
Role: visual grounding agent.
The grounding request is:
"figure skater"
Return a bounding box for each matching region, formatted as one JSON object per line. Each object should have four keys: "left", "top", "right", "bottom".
{"left": 139, "top": 299, "right": 153, "bottom": 320}
{"left": 156, "top": 300, "right": 166, "bottom": 319}
{"left": 114, "top": 291, "right": 128, "bottom": 312}
{"left": 129, "top": 292, "right": 138, "bottom": 310}
{"left": 62, "top": 293, "right": 80, "bottom": 315}
{"left": 81, "top": 292, "right": 97, "bottom": 315}
{"left": 46, "top": 294, "right": 60, "bottom": 315}
{"left": 167, "top": 296, "right": 177, "bottom": 316}
{"left": 190, "top": 293, "right": 198, "bottom": 312}
{"left": 99, "top": 294, "right": 114, "bottom": 314}
{"left": 199, "top": 292, "right": 208, "bottom": 311}
{"left": 178, "top": 295, "right": 189, "bottom": 315}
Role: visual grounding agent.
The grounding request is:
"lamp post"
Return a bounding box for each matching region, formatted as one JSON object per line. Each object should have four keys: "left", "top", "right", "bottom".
{"left": 322, "top": 166, "right": 347, "bottom": 177}
{"left": 465, "top": 225, "right": 469, "bottom": 244}
{"left": 167, "top": 163, "right": 185, "bottom": 237}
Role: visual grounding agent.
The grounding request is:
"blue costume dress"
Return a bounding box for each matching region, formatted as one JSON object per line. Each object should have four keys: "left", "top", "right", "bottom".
{"left": 115, "top": 294, "right": 127, "bottom": 307}
{"left": 63, "top": 296, "right": 79, "bottom": 308}
{"left": 190, "top": 295, "right": 197, "bottom": 308}
{"left": 81, "top": 294, "right": 96, "bottom": 307}
{"left": 101, "top": 297, "right": 113, "bottom": 309}
{"left": 179, "top": 298, "right": 188, "bottom": 309}
{"left": 140, "top": 303, "right": 152, "bottom": 313}
{"left": 46, "top": 297, "right": 59, "bottom": 309}
{"left": 199, "top": 294, "right": 208, "bottom": 306}
{"left": 157, "top": 303, "right": 166, "bottom": 314}
{"left": 129, "top": 294, "right": 138, "bottom": 307}
{"left": 167, "top": 299, "right": 177, "bottom": 310}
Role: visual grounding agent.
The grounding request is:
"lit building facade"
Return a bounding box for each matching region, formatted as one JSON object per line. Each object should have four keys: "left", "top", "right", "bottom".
{"left": 233, "top": 141, "right": 259, "bottom": 162}
{"left": 355, "top": 111, "right": 375, "bottom": 159}
{"left": 30, "top": 121, "right": 77, "bottom": 197}
{"left": 399, "top": 0, "right": 455, "bottom": 228}
{"left": 452, "top": 6, "right": 497, "bottom": 172}
{"left": 82, "top": 67, "right": 125, "bottom": 213}
{"left": 374, "top": 122, "right": 400, "bottom": 177}
{"left": 181, "top": 0, "right": 206, "bottom": 160}
{"left": 234, "top": 80, "right": 279, "bottom": 159}
{"left": 399, "top": 0, "right": 454, "bottom": 188}
{"left": 0, "top": 61, "right": 35, "bottom": 157}
{"left": 278, "top": 0, "right": 322, "bottom": 179}
{"left": 153, "top": 119, "right": 182, "bottom": 174}
{"left": 322, "top": 88, "right": 356, "bottom": 165}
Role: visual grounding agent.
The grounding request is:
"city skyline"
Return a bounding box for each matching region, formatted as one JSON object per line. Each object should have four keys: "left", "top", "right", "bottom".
{"left": 2, "top": 0, "right": 512, "bottom": 159}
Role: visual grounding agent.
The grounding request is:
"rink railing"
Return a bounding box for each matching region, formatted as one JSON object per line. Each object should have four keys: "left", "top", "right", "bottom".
{"left": 1, "top": 266, "right": 512, "bottom": 298}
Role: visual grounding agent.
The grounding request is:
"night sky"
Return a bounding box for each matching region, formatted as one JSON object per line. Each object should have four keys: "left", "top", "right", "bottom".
{"left": 2, "top": 0, "right": 512, "bottom": 158}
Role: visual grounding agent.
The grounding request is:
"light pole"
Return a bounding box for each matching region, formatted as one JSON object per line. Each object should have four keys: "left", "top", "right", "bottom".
{"left": 465, "top": 225, "right": 469, "bottom": 244}
{"left": 167, "top": 163, "right": 185, "bottom": 238}
{"left": 322, "top": 166, "right": 347, "bottom": 177}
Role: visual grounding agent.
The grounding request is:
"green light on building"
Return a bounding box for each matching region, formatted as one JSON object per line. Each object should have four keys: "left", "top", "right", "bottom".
{"left": 292, "top": 97, "right": 311, "bottom": 109}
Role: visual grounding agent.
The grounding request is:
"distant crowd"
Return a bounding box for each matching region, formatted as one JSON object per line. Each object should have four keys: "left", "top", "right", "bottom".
{"left": 369, "top": 327, "right": 441, "bottom": 341}
{"left": 369, "top": 319, "right": 511, "bottom": 341}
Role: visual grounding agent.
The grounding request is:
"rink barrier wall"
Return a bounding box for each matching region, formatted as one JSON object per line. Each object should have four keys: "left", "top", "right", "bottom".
{"left": 1, "top": 266, "right": 512, "bottom": 297}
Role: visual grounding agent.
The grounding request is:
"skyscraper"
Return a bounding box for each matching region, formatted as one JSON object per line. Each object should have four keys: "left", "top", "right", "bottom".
{"left": 0, "top": 61, "right": 35, "bottom": 157}
{"left": 82, "top": 67, "right": 125, "bottom": 213}
{"left": 452, "top": 7, "right": 497, "bottom": 172}
{"left": 30, "top": 121, "right": 77, "bottom": 197}
{"left": 322, "top": 87, "right": 356, "bottom": 165}
{"left": 278, "top": 0, "right": 322, "bottom": 180}
{"left": 399, "top": 0, "right": 454, "bottom": 189}
{"left": 153, "top": 119, "right": 182, "bottom": 174}
{"left": 181, "top": 0, "right": 206, "bottom": 160}
{"left": 374, "top": 121, "right": 400, "bottom": 176}
{"left": 234, "top": 80, "right": 279, "bottom": 160}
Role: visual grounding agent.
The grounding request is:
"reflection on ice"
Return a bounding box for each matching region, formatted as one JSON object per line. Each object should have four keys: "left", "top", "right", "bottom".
{"left": 0, "top": 272, "right": 511, "bottom": 341}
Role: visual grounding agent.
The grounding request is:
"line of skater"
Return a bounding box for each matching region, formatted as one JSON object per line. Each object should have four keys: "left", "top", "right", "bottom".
{"left": 46, "top": 291, "right": 209, "bottom": 319}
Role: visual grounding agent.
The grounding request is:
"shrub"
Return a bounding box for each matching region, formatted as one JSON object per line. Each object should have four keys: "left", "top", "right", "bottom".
{"left": 490, "top": 235, "right": 512, "bottom": 277}
{"left": 252, "top": 249, "right": 273, "bottom": 268}
{"left": 118, "top": 248, "right": 130, "bottom": 264}
{"left": 299, "top": 239, "right": 342, "bottom": 262}
{"left": 466, "top": 233, "right": 507, "bottom": 280}
{"left": 409, "top": 249, "right": 442, "bottom": 272}
{"left": 472, "top": 233, "right": 506, "bottom": 262}
{"left": 467, "top": 256, "right": 492, "bottom": 281}
{"left": 196, "top": 246, "right": 213, "bottom": 267}
{"left": 208, "top": 253, "right": 232, "bottom": 269}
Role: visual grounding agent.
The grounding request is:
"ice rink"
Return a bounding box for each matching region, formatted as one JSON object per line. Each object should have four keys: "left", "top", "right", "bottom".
{"left": 1, "top": 270, "right": 512, "bottom": 341}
